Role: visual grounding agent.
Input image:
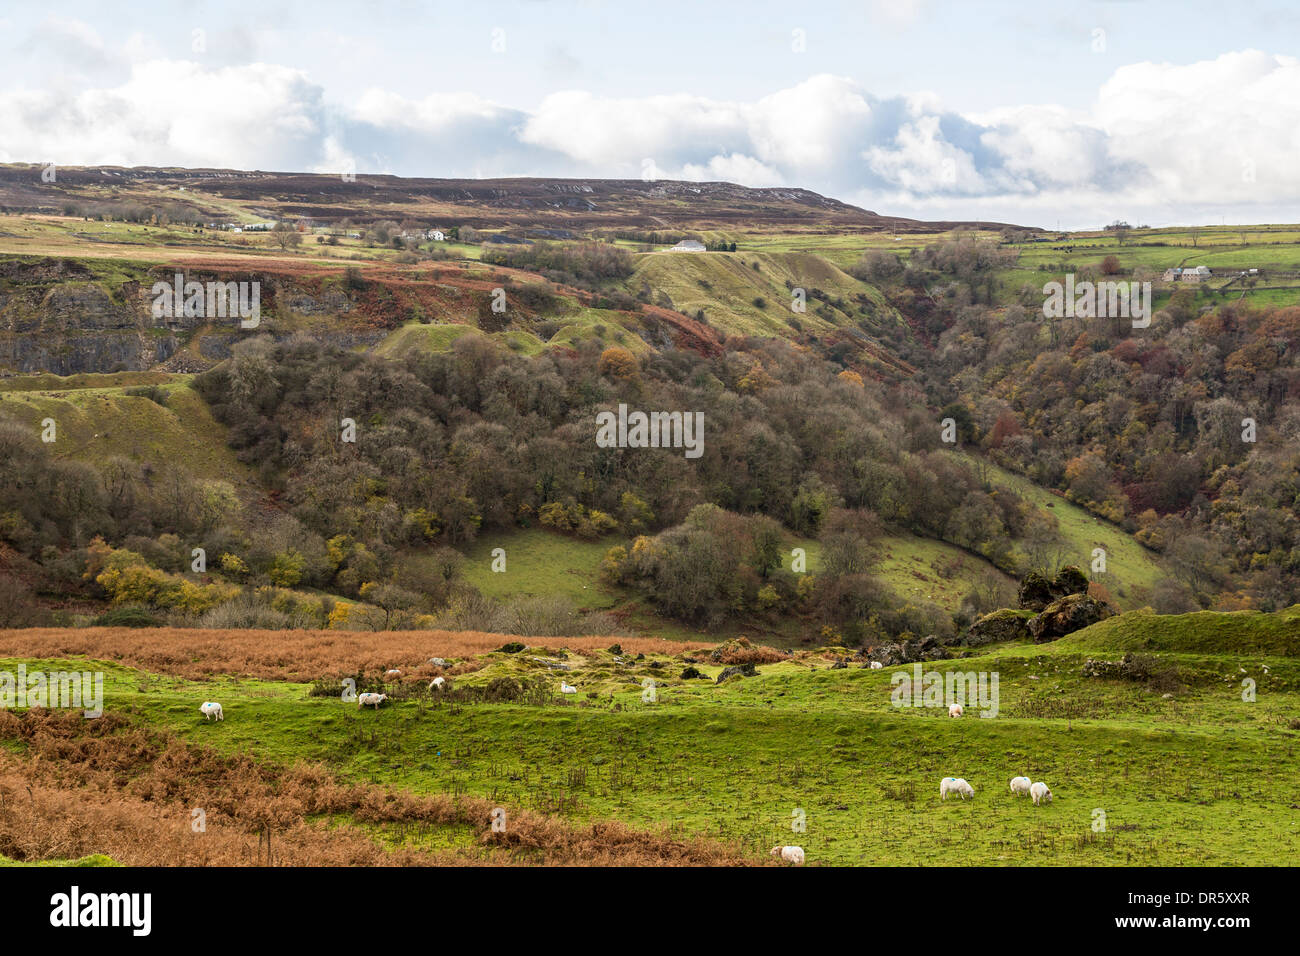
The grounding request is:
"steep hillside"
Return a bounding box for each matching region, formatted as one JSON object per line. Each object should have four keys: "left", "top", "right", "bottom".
{"left": 0, "top": 375, "right": 253, "bottom": 488}
{"left": 630, "top": 249, "right": 915, "bottom": 377}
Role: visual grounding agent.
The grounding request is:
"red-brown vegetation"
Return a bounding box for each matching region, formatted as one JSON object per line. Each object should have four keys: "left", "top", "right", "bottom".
{"left": 0, "top": 628, "right": 715, "bottom": 683}
{"left": 0, "top": 710, "right": 758, "bottom": 867}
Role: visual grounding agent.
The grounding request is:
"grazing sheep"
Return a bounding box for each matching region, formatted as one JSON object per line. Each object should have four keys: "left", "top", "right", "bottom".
{"left": 948, "top": 703, "right": 964, "bottom": 718}
{"left": 1030, "top": 781, "right": 1053, "bottom": 805}
{"left": 1009, "top": 776, "right": 1032, "bottom": 796}
{"left": 560, "top": 682, "right": 577, "bottom": 694}
{"left": 199, "top": 701, "right": 223, "bottom": 722}
{"left": 940, "top": 777, "right": 974, "bottom": 801}
{"left": 383, "top": 669, "right": 401, "bottom": 680}
{"left": 869, "top": 661, "right": 883, "bottom": 670}
{"left": 357, "top": 692, "right": 388, "bottom": 710}
{"left": 428, "top": 676, "right": 446, "bottom": 691}
{"left": 770, "top": 845, "right": 805, "bottom": 865}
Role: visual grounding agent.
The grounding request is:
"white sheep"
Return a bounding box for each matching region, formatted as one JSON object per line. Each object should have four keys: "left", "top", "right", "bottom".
{"left": 948, "top": 703, "right": 964, "bottom": 718}
{"left": 428, "top": 676, "right": 446, "bottom": 691}
{"left": 357, "top": 692, "right": 388, "bottom": 710}
{"left": 1009, "top": 776, "right": 1032, "bottom": 796}
{"left": 940, "top": 777, "right": 974, "bottom": 800}
{"left": 383, "top": 668, "right": 401, "bottom": 680}
{"left": 199, "top": 701, "right": 223, "bottom": 721}
{"left": 770, "top": 845, "right": 805, "bottom": 865}
{"left": 1030, "top": 781, "right": 1053, "bottom": 805}
{"left": 869, "top": 661, "right": 883, "bottom": 670}
{"left": 560, "top": 682, "right": 577, "bottom": 694}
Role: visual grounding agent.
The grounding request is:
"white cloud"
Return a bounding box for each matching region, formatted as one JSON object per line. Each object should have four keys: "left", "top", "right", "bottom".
{"left": 0, "top": 60, "right": 327, "bottom": 171}
{"left": 4, "top": 47, "right": 1300, "bottom": 227}
{"left": 680, "top": 153, "right": 784, "bottom": 187}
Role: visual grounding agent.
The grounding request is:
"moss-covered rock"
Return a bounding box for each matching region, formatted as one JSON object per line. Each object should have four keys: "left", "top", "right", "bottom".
{"left": 1028, "top": 593, "right": 1113, "bottom": 642}
{"left": 965, "top": 608, "right": 1034, "bottom": 646}
{"left": 1017, "top": 565, "right": 1091, "bottom": 611}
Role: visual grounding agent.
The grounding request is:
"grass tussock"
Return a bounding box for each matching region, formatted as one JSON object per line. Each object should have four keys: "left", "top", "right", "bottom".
{"left": 0, "top": 627, "right": 715, "bottom": 683}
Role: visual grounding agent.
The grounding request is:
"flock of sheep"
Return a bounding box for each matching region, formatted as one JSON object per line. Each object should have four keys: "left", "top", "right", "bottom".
{"left": 941, "top": 775, "right": 1053, "bottom": 804}
{"left": 197, "top": 658, "right": 580, "bottom": 724}
{"left": 771, "top": 690, "right": 1060, "bottom": 865}
{"left": 197, "top": 656, "right": 1059, "bottom": 867}
{"left": 769, "top": 776, "right": 1055, "bottom": 866}
{"left": 361, "top": 666, "right": 449, "bottom": 708}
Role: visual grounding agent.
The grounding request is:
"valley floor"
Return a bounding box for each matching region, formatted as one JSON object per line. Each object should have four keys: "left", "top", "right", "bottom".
{"left": 0, "top": 608, "right": 1296, "bottom": 865}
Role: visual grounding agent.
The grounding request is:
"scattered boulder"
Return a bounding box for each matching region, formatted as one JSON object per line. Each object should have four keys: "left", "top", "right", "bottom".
{"left": 1028, "top": 593, "right": 1113, "bottom": 642}
{"left": 498, "top": 642, "right": 525, "bottom": 654}
{"left": 1018, "top": 565, "right": 1090, "bottom": 612}
{"left": 866, "top": 635, "right": 947, "bottom": 666}
{"left": 964, "top": 608, "right": 1034, "bottom": 647}
{"left": 868, "top": 643, "right": 905, "bottom": 667}
{"left": 1082, "top": 653, "right": 1164, "bottom": 684}
{"left": 831, "top": 660, "right": 848, "bottom": 670}
{"left": 680, "top": 666, "right": 706, "bottom": 680}
{"left": 905, "top": 634, "right": 946, "bottom": 661}
{"left": 428, "top": 657, "right": 449, "bottom": 667}
{"left": 716, "top": 663, "right": 758, "bottom": 683}
{"left": 1055, "top": 565, "right": 1091, "bottom": 595}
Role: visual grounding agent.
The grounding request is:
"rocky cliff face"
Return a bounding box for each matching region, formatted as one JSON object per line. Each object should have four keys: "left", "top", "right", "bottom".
{"left": 0, "top": 258, "right": 372, "bottom": 375}
{"left": 0, "top": 260, "right": 174, "bottom": 373}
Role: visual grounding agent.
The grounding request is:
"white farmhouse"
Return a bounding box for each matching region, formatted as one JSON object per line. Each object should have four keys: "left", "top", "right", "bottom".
{"left": 1162, "top": 265, "right": 1211, "bottom": 282}
{"left": 669, "top": 240, "right": 706, "bottom": 253}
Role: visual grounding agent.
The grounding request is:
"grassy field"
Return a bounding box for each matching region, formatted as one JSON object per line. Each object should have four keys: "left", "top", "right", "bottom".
{"left": 4, "top": 603, "right": 1297, "bottom": 865}
{"left": 443, "top": 526, "right": 1016, "bottom": 641}
{"left": 0, "top": 213, "right": 470, "bottom": 268}
{"left": 1003, "top": 225, "right": 1300, "bottom": 308}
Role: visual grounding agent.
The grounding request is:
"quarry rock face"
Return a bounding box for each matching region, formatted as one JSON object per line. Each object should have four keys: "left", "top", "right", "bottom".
{"left": 0, "top": 258, "right": 381, "bottom": 375}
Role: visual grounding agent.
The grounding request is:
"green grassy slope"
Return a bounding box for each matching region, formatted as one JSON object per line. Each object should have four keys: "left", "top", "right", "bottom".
{"left": 441, "top": 527, "right": 1016, "bottom": 639}
{"left": 630, "top": 249, "right": 900, "bottom": 339}
{"left": 10, "top": 604, "right": 1298, "bottom": 865}
{"left": 1059, "top": 606, "right": 1300, "bottom": 656}
{"left": 0, "top": 376, "right": 254, "bottom": 487}
{"left": 375, "top": 307, "right": 654, "bottom": 360}
{"left": 972, "top": 458, "right": 1170, "bottom": 608}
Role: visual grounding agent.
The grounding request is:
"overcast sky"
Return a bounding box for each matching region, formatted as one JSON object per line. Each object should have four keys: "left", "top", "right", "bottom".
{"left": 3, "top": 0, "right": 1300, "bottom": 228}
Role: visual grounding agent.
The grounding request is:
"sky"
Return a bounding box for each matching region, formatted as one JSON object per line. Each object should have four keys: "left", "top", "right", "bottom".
{"left": 2, "top": 0, "right": 1300, "bottom": 229}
